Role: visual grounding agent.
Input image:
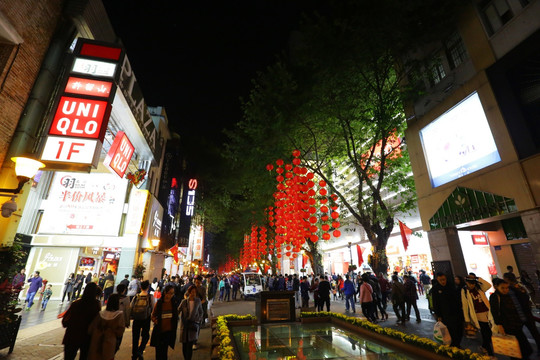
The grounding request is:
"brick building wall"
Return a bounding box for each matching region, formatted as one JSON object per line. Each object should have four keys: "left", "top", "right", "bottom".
{"left": 0, "top": 0, "right": 64, "bottom": 168}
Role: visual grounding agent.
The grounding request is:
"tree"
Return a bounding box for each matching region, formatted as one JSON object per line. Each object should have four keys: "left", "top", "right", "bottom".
{"left": 231, "top": 1, "right": 464, "bottom": 274}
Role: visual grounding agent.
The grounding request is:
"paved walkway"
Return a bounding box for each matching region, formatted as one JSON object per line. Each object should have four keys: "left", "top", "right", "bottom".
{"left": 1, "top": 295, "right": 539, "bottom": 359}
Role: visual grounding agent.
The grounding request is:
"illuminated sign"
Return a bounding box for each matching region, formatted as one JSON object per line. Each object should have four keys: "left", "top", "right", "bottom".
{"left": 38, "top": 172, "right": 128, "bottom": 236}
{"left": 65, "top": 77, "right": 113, "bottom": 98}
{"left": 141, "top": 195, "right": 164, "bottom": 242}
{"left": 185, "top": 178, "right": 198, "bottom": 216}
{"left": 49, "top": 96, "right": 110, "bottom": 140}
{"left": 79, "top": 43, "right": 122, "bottom": 61}
{"left": 125, "top": 189, "right": 149, "bottom": 234}
{"left": 72, "top": 57, "right": 117, "bottom": 78}
{"left": 420, "top": 92, "right": 501, "bottom": 188}
{"left": 190, "top": 225, "right": 204, "bottom": 261}
{"left": 103, "top": 131, "right": 134, "bottom": 177}
{"left": 472, "top": 234, "right": 489, "bottom": 245}
{"left": 41, "top": 136, "right": 100, "bottom": 165}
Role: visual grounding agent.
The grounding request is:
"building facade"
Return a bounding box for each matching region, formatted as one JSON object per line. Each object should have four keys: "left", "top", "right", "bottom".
{"left": 405, "top": 0, "right": 540, "bottom": 289}
{"left": 0, "top": 0, "right": 173, "bottom": 299}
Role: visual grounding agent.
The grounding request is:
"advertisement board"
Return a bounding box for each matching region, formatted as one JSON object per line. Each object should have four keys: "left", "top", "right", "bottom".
{"left": 141, "top": 195, "right": 164, "bottom": 242}
{"left": 125, "top": 189, "right": 149, "bottom": 234}
{"left": 38, "top": 172, "right": 128, "bottom": 236}
{"left": 420, "top": 92, "right": 501, "bottom": 188}
{"left": 189, "top": 224, "right": 204, "bottom": 261}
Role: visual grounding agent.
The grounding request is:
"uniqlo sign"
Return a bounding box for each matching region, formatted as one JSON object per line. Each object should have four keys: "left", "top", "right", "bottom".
{"left": 48, "top": 96, "right": 110, "bottom": 141}
{"left": 104, "top": 131, "right": 135, "bottom": 177}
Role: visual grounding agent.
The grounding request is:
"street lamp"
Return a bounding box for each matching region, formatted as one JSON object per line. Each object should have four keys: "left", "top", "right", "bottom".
{"left": 348, "top": 241, "right": 353, "bottom": 267}
{"left": 0, "top": 156, "right": 45, "bottom": 218}
{"left": 0, "top": 157, "right": 45, "bottom": 194}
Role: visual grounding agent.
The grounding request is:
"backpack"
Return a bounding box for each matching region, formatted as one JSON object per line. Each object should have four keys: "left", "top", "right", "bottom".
{"left": 131, "top": 294, "right": 152, "bottom": 320}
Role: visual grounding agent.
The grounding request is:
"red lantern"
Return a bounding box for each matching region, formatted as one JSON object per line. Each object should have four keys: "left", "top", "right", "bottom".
{"left": 306, "top": 172, "right": 314, "bottom": 179}
{"left": 309, "top": 216, "right": 317, "bottom": 224}
{"left": 319, "top": 188, "right": 328, "bottom": 196}
{"left": 331, "top": 211, "right": 339, "bottom": 219}
{"left": 276, "top": 175, "right": 284, "bottom": 182}
{"left": 320, "top": 198, "right": 328, "bottom": 204}
{"left": 276, "top": 167, "right": 284, "bottom": 174}
{"left": 333, "top": 230, "right": 341, "bottom": 238}
{"left": 319, "top": 180, "right": 326, "bottom": 187}
{"left": 321, "top": 215, "right": 329, "bottom": 222}
{"left": 292, "top": 158, "right": 301, "bottom": 165}
{"left": 276, "top": 159, "right": 284, "bottom": 166}
{"left": 322, "top": 233, "right": 331, "bottom": 240}
{"left": 292, "top": 149, "right": 301, "bottom": 157}
{"left": 309, "top": 225, "right": 318, "bottom": 233}
{"left": 310, "top": 235, "right": 318, "bottom": 243}
{"left": 285, "top": 163, "right": 293, "bottom": 171}
{"left": 322, "top": 224, "right": 330, "bottom": 232}
{"left": 266, "top": 164, "right": 274, "bottom": 171}
{"left": 331, "top": 194, "right": 338, "bottom": 201}
{"left": 320, "top": 205, "right": 328, "bottom": 213}
{"left": 332, "top": 221, "right": 340, "bottom": 228}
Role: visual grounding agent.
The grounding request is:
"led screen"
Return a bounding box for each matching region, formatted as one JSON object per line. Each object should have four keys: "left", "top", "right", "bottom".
{"left": 420, "top": 92, "right": 501, "bottom": 188}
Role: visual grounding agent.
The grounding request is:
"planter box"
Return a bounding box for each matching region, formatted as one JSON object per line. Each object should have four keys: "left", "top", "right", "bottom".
{"left": 300, "top": 316, "right": 331, "bottom": 324}
{"left": 228, "top": 319, "right": 258, "bottom": 326}
{"left": 0, "top": 316, "right": 22, "bottom": 354}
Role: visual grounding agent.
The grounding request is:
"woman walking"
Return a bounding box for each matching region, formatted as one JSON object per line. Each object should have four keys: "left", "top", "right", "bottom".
{"left": 62, "top": 282, "right": 101, "bottom": 360}
{"left": 178, "top": 285, "right": 204, "bottom": 360}
{"left": 61, "top": 273, "right": 76, "bottom": 304}
{"left": 88, "top": 293, "right": 125, "bottom": 360}
{"left": 150, "top": 285, "right": 179, "bottom": 359}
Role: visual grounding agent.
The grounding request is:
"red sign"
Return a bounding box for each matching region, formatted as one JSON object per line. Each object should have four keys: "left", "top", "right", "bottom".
{"left": 65, "top": 77, "right": 113, "bottom": 98}
{"left": 104, "top": 131, "right": 134, "bottom": 177}
{"left": 79, "top": 43, "right": 123, "bottom": 61}
{"left": 49, "top": 96, "right": 110, "bottom": 140}
{"left": 472, "top": 234, "right": 488, "bottom": 245}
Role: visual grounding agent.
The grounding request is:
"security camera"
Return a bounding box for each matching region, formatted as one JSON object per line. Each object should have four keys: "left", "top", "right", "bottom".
{"left": 1, "top": 198, "right": 17, "bottom": 218}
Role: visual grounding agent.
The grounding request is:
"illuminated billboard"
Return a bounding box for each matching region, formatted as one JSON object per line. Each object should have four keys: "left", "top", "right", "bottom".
{"left": 38, "top": 172, "right": 128, "bottom": 236}
{"left": 420, "top": 92, "right": 501, "bottom": 188}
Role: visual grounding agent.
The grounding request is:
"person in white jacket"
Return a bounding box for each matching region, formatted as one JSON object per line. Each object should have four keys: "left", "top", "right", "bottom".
{"left": 461, "top": 274, "right": 494, "bottom": 357}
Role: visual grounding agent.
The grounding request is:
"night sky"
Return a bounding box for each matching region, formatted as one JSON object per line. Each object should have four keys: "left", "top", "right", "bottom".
{"left": 102, "top": 1, "right": 323, "bottom": 160}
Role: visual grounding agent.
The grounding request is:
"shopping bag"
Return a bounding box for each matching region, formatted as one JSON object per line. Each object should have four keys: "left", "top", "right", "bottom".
{"left": 433, "top": 321, "right": 452, "bottom": 345}
{"left": 154, "top": 290, "right": 161, "bottom": 299}
{"left": 492, "top": 334, "right": 521, "bottom": 358}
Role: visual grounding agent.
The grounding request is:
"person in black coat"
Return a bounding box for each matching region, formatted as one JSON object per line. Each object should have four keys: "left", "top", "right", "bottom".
{"left": 490, "top": 278, "right": 533, "bottom": 359}
{"left": 318, "top": 275, "right": 332, "bottom": 312}
{"left": 150, "top": 285, "right": 179, "bottom": 360}
{"left": 432, "top": 272, "right": 463, "bottom": 348}
{"left": 62, "top": 282, "right": 101, "bottom": 360}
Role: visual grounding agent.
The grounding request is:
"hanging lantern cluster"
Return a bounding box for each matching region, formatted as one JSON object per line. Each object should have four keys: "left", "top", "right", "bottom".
{"left": 267, "top": 149, "right": 341, "bottom": 260}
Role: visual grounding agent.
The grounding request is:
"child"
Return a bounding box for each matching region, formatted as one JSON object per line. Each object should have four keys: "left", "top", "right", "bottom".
{"left": 41, "top": 284, "right": 53, "bottom": 311}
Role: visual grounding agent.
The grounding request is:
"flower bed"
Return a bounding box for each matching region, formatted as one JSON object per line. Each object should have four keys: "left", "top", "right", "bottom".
{"left": 215, "top": 314, "right": 257, "bottom": 360}
{"left": 300, "top": 312, "right": 490, "bottom": 360}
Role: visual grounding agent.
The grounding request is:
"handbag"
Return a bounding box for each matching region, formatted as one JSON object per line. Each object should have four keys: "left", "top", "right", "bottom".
{"left": 492, "top": 334, "right": 521, "bottom": 358}
{"left": 433, "top": 321, "right": 452, "bottom": 345}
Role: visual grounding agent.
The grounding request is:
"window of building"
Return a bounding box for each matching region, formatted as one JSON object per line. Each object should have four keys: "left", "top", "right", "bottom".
{"left": 480, "top": 0, "right": 514, "bottom": 35}
{"left": 445, "top": 32, "right": 468, "bottom": 69}
{"left": 428, "top": 57, "right": 447, "bottom": 85}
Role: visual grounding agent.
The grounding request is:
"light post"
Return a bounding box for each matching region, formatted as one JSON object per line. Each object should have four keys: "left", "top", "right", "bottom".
{"left": 348, "top": 241, "right": 353, "bottom": 267}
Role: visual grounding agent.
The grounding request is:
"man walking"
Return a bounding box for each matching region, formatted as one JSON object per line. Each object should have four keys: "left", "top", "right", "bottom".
{"left": 25, "top": 271, "right": 43, "bottom": 310}
{"left": 432, "top": 272, "right": 463, "bottom": 348}
{"left": 131, "top": 280, "right": 153, "bottom": 360}
{"left": 293, "top": 274, "right": 300, "bottom": 308}
{"left": 318, "top": 275, "right": 332, "bottom": 312}
{"left": 343, "top": 274, "right": 356, "bottom": 313}
{"left": 72, "top": 270, "right": 84, "bottom": 299}
{"left": 404, "top": 275, "right": 421, "bottom": 322}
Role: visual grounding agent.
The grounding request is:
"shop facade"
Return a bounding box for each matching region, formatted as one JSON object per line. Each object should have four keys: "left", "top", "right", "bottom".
{"left": 4, "top": 2, "right": 172, "bottom": 300}
{"left": 404, "top": 2, "right": 540, "bottom": 297}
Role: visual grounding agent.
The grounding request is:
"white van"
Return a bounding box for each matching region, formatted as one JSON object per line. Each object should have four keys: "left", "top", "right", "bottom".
{"left": 241, "top": 272, "right": 263, "bottom": 298}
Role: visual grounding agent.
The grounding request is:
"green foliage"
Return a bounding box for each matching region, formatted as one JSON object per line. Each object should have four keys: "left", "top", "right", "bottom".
{"left": 133, "top": 263, "right": 146, "bottom": 279}
{"left": 0, "top": 241, "right": 26, "bottom": 324}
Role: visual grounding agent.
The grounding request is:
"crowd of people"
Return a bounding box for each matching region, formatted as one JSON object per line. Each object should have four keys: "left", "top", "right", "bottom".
{"left": 57, "top": 272, "right": 214, "bottom": 360}
{"left": 12, "top": 265, "right": 540, "bottom": 360}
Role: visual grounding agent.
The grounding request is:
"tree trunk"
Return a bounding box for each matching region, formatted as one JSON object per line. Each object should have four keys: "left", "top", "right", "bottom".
{"left": 306, "top": 240, "right": 324, "bottom": 275}
{"left": 368, "top": 239, "right": 389, "bottom": 276}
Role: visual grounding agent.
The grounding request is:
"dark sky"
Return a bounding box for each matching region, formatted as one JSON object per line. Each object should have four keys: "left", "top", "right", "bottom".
{"left": 102, "top": 1, "right": 322, "bottom": 152}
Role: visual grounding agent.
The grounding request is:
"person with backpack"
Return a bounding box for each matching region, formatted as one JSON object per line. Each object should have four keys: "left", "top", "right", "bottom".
{"left": 419, "top": 270, "right": 432, "bottom": 298}
{"left": 88, "top": 293, "right": 126, "bottom": 360}
{"left": 131, "top": 280, "right": 154, "bottom": 360}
